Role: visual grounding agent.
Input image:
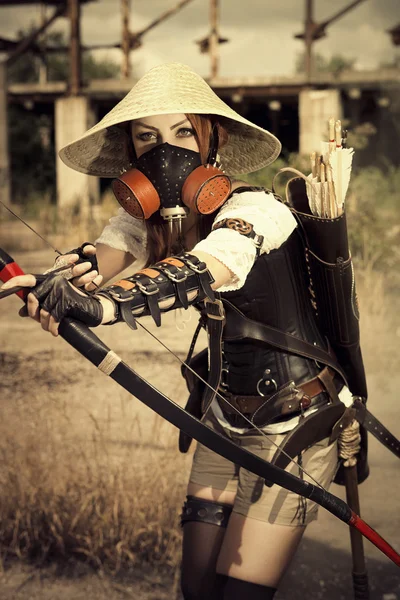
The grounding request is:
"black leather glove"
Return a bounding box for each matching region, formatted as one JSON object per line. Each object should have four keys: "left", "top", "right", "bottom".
{"left": 45, "top": 242, "right": 100, "bottom": 290}
{"left": 31, "top": 275, "right": 104, "bottom": 327}
{"left": 64, "top": 242, "right": 99, "bottom": 273}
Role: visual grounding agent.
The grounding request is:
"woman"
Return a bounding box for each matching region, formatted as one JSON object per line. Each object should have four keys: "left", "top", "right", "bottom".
{"left": 3, "top": 63, "right": 345, "bottom": 599}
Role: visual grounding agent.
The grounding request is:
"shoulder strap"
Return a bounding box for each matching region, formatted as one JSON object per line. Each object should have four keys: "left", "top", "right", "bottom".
{"left": 182, "top": 316, "right": 204, "bottom": 376}
{"left": 227, "top": 184, "right": 283, "bottom": 201}
{"left": 200, "top": 297, "right": 226, "bottom": 414}
{"left": 222, "top": 299, "right": 348, "bottom": 386}
{"left": 227, "top": 185, "right": 266, "bottom": 197}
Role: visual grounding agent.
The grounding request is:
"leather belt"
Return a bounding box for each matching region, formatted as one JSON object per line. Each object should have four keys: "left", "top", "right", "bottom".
{"left": 217, "top": 366, "right": 334, "bottom": 427}
{"left": 352, "top": 398, "right": 400, "bottom": 459}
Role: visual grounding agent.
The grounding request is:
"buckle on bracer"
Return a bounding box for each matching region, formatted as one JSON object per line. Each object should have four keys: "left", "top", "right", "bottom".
{"left": 204, "top": 298, "right": 225, "bottom": 321}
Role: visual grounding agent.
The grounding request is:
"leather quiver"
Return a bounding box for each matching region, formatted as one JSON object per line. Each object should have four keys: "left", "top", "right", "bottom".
{"left": 286, "top": 177, "right": 369, "bottom": 484}
{"left": 286, "top": 177, "right": 367, "bottom": 399}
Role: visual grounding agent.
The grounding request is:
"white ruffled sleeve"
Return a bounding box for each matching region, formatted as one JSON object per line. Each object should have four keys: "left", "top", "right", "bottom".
{"left": 95, "top": 208, "right": 148, "bottom": 266}
{"left": 193, "top": 190, "right": 297, "bottom": 292}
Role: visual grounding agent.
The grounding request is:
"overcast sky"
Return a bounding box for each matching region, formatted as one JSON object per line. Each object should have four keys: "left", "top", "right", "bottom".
{"left": 0, "top": 0, "right": 398, "bottom": 78}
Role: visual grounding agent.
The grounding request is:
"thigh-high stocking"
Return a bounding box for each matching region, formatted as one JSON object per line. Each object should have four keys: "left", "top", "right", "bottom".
{"left": 181, "top": 521, "right": 227, "bottom": 600}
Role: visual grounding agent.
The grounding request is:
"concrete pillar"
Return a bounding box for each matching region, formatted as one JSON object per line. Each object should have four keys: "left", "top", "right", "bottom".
{"left": 0, "top": 62, "right": 11, "bottom": 206}
{"left": 55, "top": 95, "right": 99, "bottom": 210}
{"left": 299, "top": 88, "right": 343, "bottom": 155}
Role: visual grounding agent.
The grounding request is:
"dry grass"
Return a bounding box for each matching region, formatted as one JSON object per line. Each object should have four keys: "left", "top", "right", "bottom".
{"left": 356, "top": 265, "right": 399, "bottom": 374}
{"left": 0, "top": 190, "right": 117, "bottom": 253}
{"left": 0, "top": 253, "right": 397, "bottom": 578}
{"left": 0, "top": 350, "right": 191, "bottom": 576}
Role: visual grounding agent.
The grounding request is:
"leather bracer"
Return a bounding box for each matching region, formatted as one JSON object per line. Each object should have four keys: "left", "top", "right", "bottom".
{"left": 98, "top": 252, "right": 215, "bottom": 330}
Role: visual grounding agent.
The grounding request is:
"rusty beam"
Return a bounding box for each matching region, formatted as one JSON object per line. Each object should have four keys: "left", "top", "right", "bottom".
{"left": 296, "top": 0, "right": 367, "bottom": 42}
{"left": 209, "top": 0, "right": 219, "bottom": 78}
{"left": 131, "top": 0, "right": 194, "bottom": 43}
{"left": 121, "top": 0, "right": 131, "bottom": 78}
{"left": 0, "top": 0, "right": 92, "bottom": 4}
{"left": 6, "top": 3, "right": 66, "bottom": 67}
{"left": 68, "top": 0, "right": 81, "bottom": 95}
{"left": 0, "top": 63, "right": 11, "bottom": 206}
{"left": 304, "top": 0, "right": 314, "bottom": 83}
{"left": 9, "top": 43, "right": 122, "bottom": 53}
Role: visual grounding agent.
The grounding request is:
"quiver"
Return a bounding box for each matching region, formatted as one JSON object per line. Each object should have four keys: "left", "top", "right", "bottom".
{"left": 286, "top": 177, "right": 367, "bottom": 399}
{"left": 285, "top": 177, "right": 369, "bottom": 484}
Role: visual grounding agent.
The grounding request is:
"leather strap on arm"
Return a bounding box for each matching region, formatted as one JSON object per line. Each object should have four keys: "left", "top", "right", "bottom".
{"left": 97, "top": 252, "right": 215, "bottom": 330}
{"left": 212, "top": 218, "right": 264, "bottom": 256}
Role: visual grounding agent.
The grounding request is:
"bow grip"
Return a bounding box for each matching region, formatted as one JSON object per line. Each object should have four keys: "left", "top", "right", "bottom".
{"left": 59, "top": 317, "right": 111, "bottom": 368}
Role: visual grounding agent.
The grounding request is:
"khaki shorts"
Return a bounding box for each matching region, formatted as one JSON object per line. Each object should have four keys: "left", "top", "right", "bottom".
{"left": 189, "top": 410, "right": 338, "bottom": 527}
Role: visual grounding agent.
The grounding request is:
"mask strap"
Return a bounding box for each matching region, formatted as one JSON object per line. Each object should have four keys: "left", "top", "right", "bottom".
{"left": 127, "top": 135, "right": 136, "bottom": 166}
{"left": 206, "top": 125, "right": 219, "bottom": 166}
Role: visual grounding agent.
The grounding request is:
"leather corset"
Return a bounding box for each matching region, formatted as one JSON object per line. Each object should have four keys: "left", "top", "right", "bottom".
{"left": 221, "top": 230, "right": 328, "bottom": 395}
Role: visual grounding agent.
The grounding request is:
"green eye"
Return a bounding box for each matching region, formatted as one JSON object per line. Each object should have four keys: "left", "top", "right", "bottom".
{"left": 177, "top": 127, "right": 195, "bottom": 137}
{"left": 137, "top": 132, "right": 157, "bottom": 141}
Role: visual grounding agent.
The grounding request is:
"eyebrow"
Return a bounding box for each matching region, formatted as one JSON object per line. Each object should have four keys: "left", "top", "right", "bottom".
{"left": 170, "top": 118, "right": 189, "bottom": 130}
{"left": 133, "top": 118, "right": 190, "bottom": 132}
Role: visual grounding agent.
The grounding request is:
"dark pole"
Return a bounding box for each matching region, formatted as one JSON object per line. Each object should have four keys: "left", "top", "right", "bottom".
{"left": 0, "top": 63, "right": 10, "bottom": 206}
{"left": 121, "top": 0, "right": 130, "bottom": 78}
{"left": 210, "top": 0, "right": 219, "bottom": 79}
{"left": 68, "top": 0, "right": 81, "bottom": 95}
{"left": 305, "top": 0, "right": 313, "bottom": 83}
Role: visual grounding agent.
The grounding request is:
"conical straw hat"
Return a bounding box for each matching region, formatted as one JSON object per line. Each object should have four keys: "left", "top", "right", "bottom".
{"left": 60, "top": 63, "right": 281, "bottom": 178}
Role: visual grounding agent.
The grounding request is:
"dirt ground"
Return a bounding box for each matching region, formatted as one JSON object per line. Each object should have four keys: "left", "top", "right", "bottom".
{"left": 0, "top": 249, "right": 399, "bottom": 600}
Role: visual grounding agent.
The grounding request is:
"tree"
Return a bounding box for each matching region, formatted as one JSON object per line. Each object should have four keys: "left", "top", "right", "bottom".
{"left": 295, "top": 51, "right": 356, "bottom": 78}
{"left": 8, "top": 29, "right": 119, "bottom": 84}
{"left": 378, "top": 56, "right": 400, "bottom": 70}
{"left": 7, "top": 28, "right": 119, "bottom": 204}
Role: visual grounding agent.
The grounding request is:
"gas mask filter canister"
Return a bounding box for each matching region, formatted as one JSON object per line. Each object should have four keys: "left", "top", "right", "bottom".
{"left": 112, "top": 141, "right": 231, "bottom": 222}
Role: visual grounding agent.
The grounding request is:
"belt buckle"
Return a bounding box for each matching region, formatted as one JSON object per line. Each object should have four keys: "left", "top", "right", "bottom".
{"left": 253, "top": 233, "right": 264, "bottom": 249}
{"left": 184, "top": 256, "right": 208, "bottom": 274}
{"left": 135, "top": 280, "right": 159, "bottom": 295}
{"left": 300, "top": 394, "right": 312, "bottom": 410}
{"left": 164, "top": 269, "right": 187, "bottom": 283}
{"left": 204, "top": 298, "right": 225, "bottom": 321}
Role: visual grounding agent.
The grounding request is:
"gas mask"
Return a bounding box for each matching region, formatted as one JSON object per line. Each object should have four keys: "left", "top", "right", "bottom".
{"left": 111, "top": 131, "right": 232, "bottom": 231}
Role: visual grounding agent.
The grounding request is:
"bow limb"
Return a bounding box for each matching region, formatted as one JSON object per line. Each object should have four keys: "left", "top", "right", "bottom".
{"left": 1, "top": 247, "right": 399, "bottom": 568}
{"left": 0, "top": 248, "right": 28, "bottom": 300}
{"left": 59, "top": 319, "right": 400, "bottom": 567}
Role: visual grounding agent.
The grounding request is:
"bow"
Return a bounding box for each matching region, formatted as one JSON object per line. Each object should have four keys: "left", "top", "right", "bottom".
{"left": 0, "top": 247, "right": 399, "bottom": 569}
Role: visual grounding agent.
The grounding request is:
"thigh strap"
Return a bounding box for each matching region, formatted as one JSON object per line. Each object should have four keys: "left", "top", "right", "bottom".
{"left": 181, "top": 495, "right": 233, "bottom": 528}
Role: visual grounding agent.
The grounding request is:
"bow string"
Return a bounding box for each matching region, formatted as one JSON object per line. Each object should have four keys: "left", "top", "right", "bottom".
{"left": 0, "top": 247, "right": 399, "bottom": 568}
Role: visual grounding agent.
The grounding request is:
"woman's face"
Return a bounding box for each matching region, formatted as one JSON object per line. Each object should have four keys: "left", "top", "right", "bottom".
{"left": 130, "top": 113, "right": 199, "bottom": 159}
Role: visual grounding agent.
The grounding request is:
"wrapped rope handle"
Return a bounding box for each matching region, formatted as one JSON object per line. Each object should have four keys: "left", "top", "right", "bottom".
{"left": 272, "top": 167, "right": 318, "bottom": 205}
